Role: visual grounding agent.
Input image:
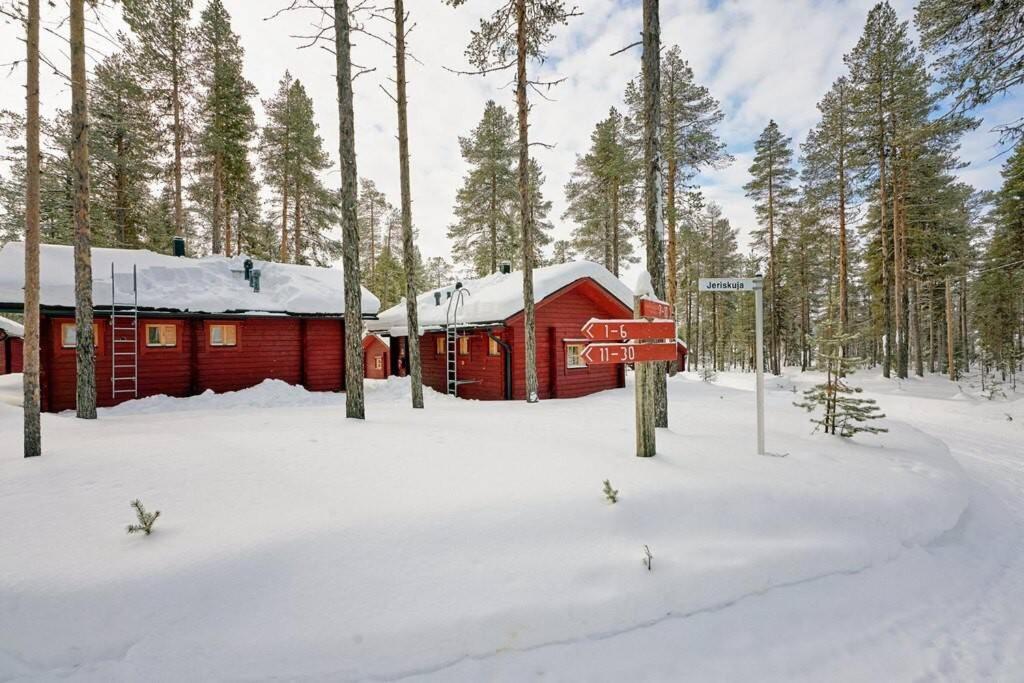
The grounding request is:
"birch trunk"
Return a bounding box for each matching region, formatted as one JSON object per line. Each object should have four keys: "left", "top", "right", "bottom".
{"left": 395, "top": 0, "right": 423, "bottom": 409}
{"left": 23, "top": 0, "right": 42, "bottom": 457}
{"left": 515, "top": 0, "right": 539, "bottom": 403}
{"left": 334, "top": 0, "right": 365, "bottom": 419}
{"left": 71, "top": 0, "right": 96, "bottom": 419}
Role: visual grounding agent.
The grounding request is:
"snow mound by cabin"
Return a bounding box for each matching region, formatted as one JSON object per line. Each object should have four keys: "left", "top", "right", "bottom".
{"left": 0, "top": 315, "right": 24, "bottom": 338}
{"left": 0, "top": 242, "right": 380, "bottom": 316}
{"left": 0, "top": 371, "right": 972, "bottom": 680}
{"left": 373, "top": 259, "right": 635, "bottom": 332}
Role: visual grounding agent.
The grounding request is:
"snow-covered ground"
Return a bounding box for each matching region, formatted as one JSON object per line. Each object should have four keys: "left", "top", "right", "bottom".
{"left": 0, "top": 368, "right": 1020, "bottom": 681}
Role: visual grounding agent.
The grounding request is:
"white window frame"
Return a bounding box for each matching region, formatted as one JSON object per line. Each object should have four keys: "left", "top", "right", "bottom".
{"left": 566, "top": 343, "right": 586, "bottom": 369}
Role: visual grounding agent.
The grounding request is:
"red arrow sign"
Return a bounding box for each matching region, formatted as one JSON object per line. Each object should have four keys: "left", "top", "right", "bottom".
{"left": 581, "top": 342, "right": 678, "bottom": 365}
{"left": 639, "top": 298, "right": 671, "bottom": 319}
{"left": 582, "top": 318, "right": 676, "bottom": 342}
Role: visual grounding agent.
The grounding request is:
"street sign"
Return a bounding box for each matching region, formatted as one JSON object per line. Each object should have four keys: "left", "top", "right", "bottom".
{"left": 698, "top": 278, "right": 760, "bottom": 292}
{"left": 639, "top": 298, "right": 671, "bottom": 319}
{"left": 582, "top": 318, "right": 676, "bottom": 342}
{"left": 581, "top": 342, "right": 678, "bottom": 365}
{"left": 697, "top": 275, "right": 766, "bottom": 455}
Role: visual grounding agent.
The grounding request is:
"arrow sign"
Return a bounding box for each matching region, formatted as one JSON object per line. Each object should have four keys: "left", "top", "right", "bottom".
{"left": 581, "top": 342, "right": 678, "bottom": 365}
{"left": 582, "top": 318, "right": 676, "bottom": 342}
{"left": 639, "top": 298, "right": 671, "bottom": 319}
{"left": 698, "top": 277, "right": 761, "bottom": 292}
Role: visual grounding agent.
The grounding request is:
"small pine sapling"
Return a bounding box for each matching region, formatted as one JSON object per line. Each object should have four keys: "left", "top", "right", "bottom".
{"left": 642, "top": 544, "right": 653, "bottom": 571}
{"left": 795, "top": 314, "right": 887, "bottom": 438}
{"left": 126, "top": 499, "right": 161, "bottom": 536}
{"left": 602, "top": 479, "right": 619, "bottom": 504}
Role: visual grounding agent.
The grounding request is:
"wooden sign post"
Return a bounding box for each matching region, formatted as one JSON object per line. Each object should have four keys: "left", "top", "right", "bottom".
{"left": 581, "top": 296, "right": 674, "bottom": 458}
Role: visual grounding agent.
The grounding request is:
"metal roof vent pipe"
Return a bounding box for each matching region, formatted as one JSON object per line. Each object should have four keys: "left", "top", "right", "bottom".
{"left": 499, "top": 261, "right": 511, "bottom": 274}
{"left": 244, "top": 258, "right": 253, "bottom": 281}
{"left": 251, "top": 269, "right": 261, "bottom": 293}
{"left": 172, "top": 236, "right": 186, "bottom": 257}
{"left": 434, "top": 291, "right": 442, "bottom": 306}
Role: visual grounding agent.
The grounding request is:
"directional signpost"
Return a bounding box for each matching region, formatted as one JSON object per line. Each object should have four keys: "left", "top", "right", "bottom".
{"left": 699, "top": 276, "right": 766, "bottom": 455}
{"left": 582, "top": 296, "right": 675, "bottom": 457}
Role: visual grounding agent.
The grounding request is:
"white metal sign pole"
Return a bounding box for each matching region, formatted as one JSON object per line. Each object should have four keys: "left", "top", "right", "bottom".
{"left": 753, "top": 277, "right": 766, "bottom": 455}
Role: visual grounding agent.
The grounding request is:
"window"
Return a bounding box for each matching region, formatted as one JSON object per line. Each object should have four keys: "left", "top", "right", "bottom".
{"left": 145, "top": 324, "right": 177, "bottom": 348}
{"left": 61, "top": 322, "right": 99, "bottom": 349}
{"left": 566, "top": 343, "right": 586, "bottom": 369}
{"left": 458, "top": 336, "right": 470, "bottom": 356}
{"left": 488, "top": 337, "right": 501, "bottom": 356}
{"left": 374, "top": 356, "right": 383, "bottom": 370}
{"left": 436, "top": 336, "right": 445, "bottom": 354}
{"left": 209, "top": 323, "right": 237, "bottom": 347}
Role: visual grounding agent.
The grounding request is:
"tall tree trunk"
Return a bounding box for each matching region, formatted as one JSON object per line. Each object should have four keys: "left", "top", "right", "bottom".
{"left": 515, "top": 0, "right": 539, "bottom": 403}
{"left": 280, "top": 184, "right": 289, "bottom": 262}
{"left": 767, "top": 162, "right": 780, "bottom": 375}
{"left": 171, "top": 22, "right": 184, "bottom": 241}
{"left": 960, "top": 274, "right": 969, "bottom": 373}
{"left": 612, "top": 183, "right": 620, "bottom": 277}
{"left": 666, "top": 157, "right": 678, "bottom": 317}
{"left": 945, "top": 275, "right": 955, "bottom": 380}
{"left": 294, "top": 185, "right": 302, "bottom": 263}
{"left": 878, "top": 90, "right": 892, "bottom": 379}
{"left": 642, "top": 0, "right": 668, "bottom": 427}
{"left": 212, "top": 155, "right": 223, "bottom": 254}
{"left": 236, "top": 205, "right": 243, "bottom": 255}
{"left": 23, "top": 0, "right": 42, "bottom": 457}
{"left": 489, "top": 171, "right": 498, "bottom": 273}
{"left": 334, "top": 0, "right": 365, "bottom": 419}
{"left": 115, "top": 130, "right": 127, "bottom": 246}
{"left": 837, "top": 81, "right": 849, "bottom": 337}
{"left": 912, "top": 277, "right": 924, "bottom": 376}
{"left": 395, "top": 0, "right": 423, "bottom": 409}
{"left": 224, "top": 197, "right": 232, "bottom": 257}
{"left": 71, "top": 0, "right": 95, "bottom": 420}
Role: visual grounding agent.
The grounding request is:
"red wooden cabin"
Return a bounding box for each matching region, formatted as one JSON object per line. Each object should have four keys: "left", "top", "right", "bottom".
{"left": 676, "top": 339, "right": 688, "bottom": 371}
{"left": 0, "top": 315, "right": 23, "bottom": 375}
{"left": 371, "top": 261, "right": 635, "bottom": 400}
{"left": 362, "top": 335, "right": 390, "bottom": 379}
{"left": 0, "top": 243, "right": 379, "bottom": 412}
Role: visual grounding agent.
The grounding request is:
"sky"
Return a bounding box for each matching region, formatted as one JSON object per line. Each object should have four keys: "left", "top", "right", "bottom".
{"left": 0, "top": 0, "right": 1019, "bottom": 274}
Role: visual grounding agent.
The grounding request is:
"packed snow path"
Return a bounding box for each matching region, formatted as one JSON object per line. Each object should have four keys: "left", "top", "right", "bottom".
{"left": 430, "top": 373, "right": 1024, "bottom": 681}
{"left": 0, "top": 372, "right": 1020, "bottom": 681}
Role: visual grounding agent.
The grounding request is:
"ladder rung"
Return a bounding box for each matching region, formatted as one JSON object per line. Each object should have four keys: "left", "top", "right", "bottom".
{"left": 114, "top": 352, "right": 136, "bottom": 356}
{"left": 113, "top": 377, "right": 137, "bottom": 382}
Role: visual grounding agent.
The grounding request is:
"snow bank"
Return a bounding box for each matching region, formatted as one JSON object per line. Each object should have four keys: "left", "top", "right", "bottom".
{"left": 373, "top": 259, "right": 635, "bottom": 330}
{"left": 0, "top": 242, "right": 380, "bottom": 316}
{"left": 0, "top": 315, "right": 23, "bottom": 338}
{"left": 0, "top": 372, "right": 971, "bottom": 680}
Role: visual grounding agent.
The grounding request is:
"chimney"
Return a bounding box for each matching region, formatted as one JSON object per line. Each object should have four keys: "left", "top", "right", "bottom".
{"left": 172, "top": 236, "right": 186, "bottom": 257}
{"left": 243, "top": 258, "right": 253, "bottom": 281}
{"left": 434, "top": 291, "right": 442, "bottom": 306}
{"left": 499, "top": 261, "right": 511, "bottom": 274}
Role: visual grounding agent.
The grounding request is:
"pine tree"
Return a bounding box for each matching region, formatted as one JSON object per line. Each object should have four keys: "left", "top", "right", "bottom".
{"left": 447, "top": 100, "right": 518, "bottom": 276}
{"left": 796, "top": 314, "right": 887, "bottom": 437}
{"left": 358, "top": 178, "right": 392, "bottom": 279}
{"left": 193, "top": 0, "right": 256, "bottom": 256}
{"left": 445, "top": 0, "right": 578, "bottom": 404}
{"left": 122, "top": 0, "right": 193, "bottom": 245}
{"left": 744, "top": 120, "right": 796, "bottom": 375}
{"left": 90, "top": 52, "right": 162, "bottom": 250}
{"left": 916, "top": 0, "right": 1024, "bottom": 141}
{"left": 563, "top": 108, "right": 639, "bottom": 276}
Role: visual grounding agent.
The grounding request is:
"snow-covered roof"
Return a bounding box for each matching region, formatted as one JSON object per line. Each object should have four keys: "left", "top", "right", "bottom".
{"left": 372, "top": 260, "right": 634, "bottom": 333}
{"left": 0, "top": 315, "right": 24, "bottom": 338}
{"left": 0, "top": 242, "right": 380, "bottom": 317}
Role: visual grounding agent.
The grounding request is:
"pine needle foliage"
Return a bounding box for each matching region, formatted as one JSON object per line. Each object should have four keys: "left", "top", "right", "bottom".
{"left": 126, "top": 499, "right": 161, "bottom": 536}
{"left": 795, "top": 315, "right": 887, "bottom": 438}
{"left": 602, "top": 479, "right": 618, "bottom": 504}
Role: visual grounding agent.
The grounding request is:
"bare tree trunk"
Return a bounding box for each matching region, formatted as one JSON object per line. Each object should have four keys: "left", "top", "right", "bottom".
{"left": 294, "top": 186, "right": 302, "bottom": 263}
{"left": 395, "top": 0, "right": 423, "bottom": 409}
{"left": 334, "top": 0, "right": 365, "bottom": 419}
{"left": 515, "top": 0, "right": 539, "bottom": 403}
{"left": 71, "top": 0, "right": 95, "bottom": 420}
{"left": 224, "top": 197, "right": 232, "bottom": 257}
{"left": 666, "top": 158, "right": 678, "bottom": 317}
{"left": 912, "top": 277, "right": 924, "bottom": 377}
{"left": 212, "top": 155, "right": 223, "bottom": 254}
{"left": 635, "top": 295, "right": 656, "bottom": 457}
{"left": 642, "top": 0, "right": 668, "bottom": 427}
{"left": 945, "top": 275, "right": 955, "bottom": 381}
{"left": 280, "top": 184, "right": 289, "bottom": 262}
{"left": 837, "top": 81, "right": 849, "bottom": 339}
{"left": 171, "top": 23, "right": 184, "bottom": 241}
{"left": 489, "top": 171, "right": 497, "bottom": 273}
{"left": 23, "top": 0, "right": 42, "bottom": 457}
